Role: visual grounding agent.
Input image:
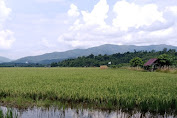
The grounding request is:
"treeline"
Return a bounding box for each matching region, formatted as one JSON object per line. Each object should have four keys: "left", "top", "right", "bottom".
{"left": 0, "top": 63, "right": 44, "bottom": 67}
{"left": 51, "top": 48, "right": 177, "bottom": 67}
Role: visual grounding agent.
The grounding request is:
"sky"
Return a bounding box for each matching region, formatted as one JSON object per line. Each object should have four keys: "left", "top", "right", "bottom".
{"left": 0, "top": 0, "right": 177, "bottom": 59}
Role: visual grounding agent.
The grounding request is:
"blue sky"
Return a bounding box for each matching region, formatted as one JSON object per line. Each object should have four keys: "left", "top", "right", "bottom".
{"left": 0, "top": 0, "right": 177, "bottom": 59}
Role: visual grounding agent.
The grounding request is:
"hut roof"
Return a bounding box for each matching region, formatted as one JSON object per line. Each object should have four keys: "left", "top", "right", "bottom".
{"left": 144, "top": 58, "right": 158, "bottom": 66}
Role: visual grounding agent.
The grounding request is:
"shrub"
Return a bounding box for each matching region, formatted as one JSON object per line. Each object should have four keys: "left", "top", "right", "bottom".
{"left": 130, "top": 57, "right": 143, "bottom": 67}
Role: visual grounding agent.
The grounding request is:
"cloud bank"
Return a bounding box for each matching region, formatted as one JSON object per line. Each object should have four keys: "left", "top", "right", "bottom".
{"left": 58, "top": 0, "right": 177, "bottom": 49}
{"left": 113, "top": 1, "right": 165, "bottom": 30}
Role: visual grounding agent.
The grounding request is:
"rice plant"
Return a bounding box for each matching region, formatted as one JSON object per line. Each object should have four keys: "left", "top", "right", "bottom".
{"left": 0, "top": 108, "right": 18, "bottom": 118}
{"left": 0, "top": 67, "right": 176, "bottom": 113}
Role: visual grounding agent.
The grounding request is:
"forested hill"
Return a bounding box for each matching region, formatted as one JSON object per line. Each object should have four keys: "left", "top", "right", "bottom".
{"left": 13, "top": 44, "right": 177, "bottom": 64}
{"left": 52, "top": 49, "right": 177, "bottom": 67}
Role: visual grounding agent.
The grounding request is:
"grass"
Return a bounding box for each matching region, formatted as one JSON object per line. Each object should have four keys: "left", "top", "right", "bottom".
{"left": 156, "top": 68, "right": 177, "bottom": 74}
{"left": 0, "top": 67, "right": 176, "bottom": 113}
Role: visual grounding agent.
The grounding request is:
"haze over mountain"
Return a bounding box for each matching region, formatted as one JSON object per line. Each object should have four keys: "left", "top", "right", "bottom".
{"left": 13, "top": 44, "right": 177, "bottom": 64}
{"left": 0, "top": 56, "right": 12, "bottom": 63}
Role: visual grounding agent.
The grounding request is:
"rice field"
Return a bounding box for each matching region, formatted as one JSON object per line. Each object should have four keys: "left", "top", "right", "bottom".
{"left": 0, "top": 67, "right": 176, "bottom": 113}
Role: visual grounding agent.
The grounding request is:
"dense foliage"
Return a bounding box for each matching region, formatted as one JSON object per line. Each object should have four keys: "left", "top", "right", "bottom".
{"left": 53, "top": 49, "right": 177, "bottom": 67}
{"left": 130, "top": 57, "right": 143, "bottom": 67}
{"left": 0, "top": 63, "right": 44, "bottom": 67}
{"left": 0, "top": 68, "right": 176, "bottom": 112}
{"left": 158, "top": 54, "right": 173, "bottom": 67}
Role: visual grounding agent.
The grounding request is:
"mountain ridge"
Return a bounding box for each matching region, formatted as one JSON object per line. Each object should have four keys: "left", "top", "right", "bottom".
{"left": 13, "top": 44, "right": 177, "bottom": 64}
{"left": 0, "top": 56, "right": 12, "bottom": 63}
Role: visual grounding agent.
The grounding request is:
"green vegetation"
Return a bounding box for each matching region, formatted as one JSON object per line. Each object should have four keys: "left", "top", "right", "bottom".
{"left": 156, "top": 68, "right": 177, "bottom": 74}
{"left": 130, "top": 57, "right": 143, "bottom": 67}
{"left": 0, "top": 68, "right": 176, "bottom": 113}
{"left": 0, "top": 63, "right": 44, "bottom": 67}
{"left": 55, "top": 49, "right": 177, "bottom": 67}
{"left": 158, "top": 54, "right": 173, "bottom": 67}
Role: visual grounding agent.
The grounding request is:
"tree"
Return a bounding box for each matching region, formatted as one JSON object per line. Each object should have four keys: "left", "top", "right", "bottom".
{"left": 168, "top": 49, "right": 176, "bottom": 53}
{"left": 158, "top": 54, "right": 172, "bottom": 67}
{"left": 130, "top": 57, "right": 143, "bottom": 67}
{"left": 55, "top": 49, "right": 177, "bottom": 68}
{"left": 87, "top": 54, "right": 94, "bottom": 59}
{"left": 162, "top": 48, "right": 168, "bottom": 53}
{"left": 51, "top": 62, "right": 58, "bottom": 67}
{"left": 151, "top": 50, "right": 155, "bottom": 53}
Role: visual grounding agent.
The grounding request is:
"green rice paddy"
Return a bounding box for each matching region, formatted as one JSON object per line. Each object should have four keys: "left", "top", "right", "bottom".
{"left": 0, "top": 68, "right": 176, "bottom": 112}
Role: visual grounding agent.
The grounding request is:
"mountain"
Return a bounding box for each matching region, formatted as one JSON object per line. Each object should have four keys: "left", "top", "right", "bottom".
{"left": 0, "top": 56, "right": 11, "bottom": 63}
{"left": 13, "top": 44, "right": 177, "bottom": 64}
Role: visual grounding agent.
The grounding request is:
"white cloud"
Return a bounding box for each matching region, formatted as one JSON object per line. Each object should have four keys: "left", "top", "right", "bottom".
{"left": 166, "top": 6, "right": 177, "bottom": 16}
{"left": 35, "top": 0, "right": 63, "bottom": 3}
{"left": 0, "top": 0, "right": 11, "bottom": 23}
{"left": 113, "top": 1, "right": 165, "bottom": 31}
{"left": 81, "top": 0, "right": 109, "bottom": 27}
{"left": 58, "top": 0, "right": 177, "bottom": 49}
{"left": 0, "top": 0, "right": 15, "bottom": 49}
{"left": 150, "top": 27, "right": 173, "bottom": 37}
{"left": 68, "top": 4, "right": 80, "bottom": 17}
{"left": 41, "top": 38, "right": 55, "bottom": 48}
{"left": 58, "top": 0, "right": 110, "bottom": 48}
{"left": 0, "top": 30, "right": 15, "bottom": 49}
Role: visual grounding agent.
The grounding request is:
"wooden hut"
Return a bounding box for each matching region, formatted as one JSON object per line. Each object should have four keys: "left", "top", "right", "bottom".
{"left": 144, "top": 58, "right": 158, "bottom": 71}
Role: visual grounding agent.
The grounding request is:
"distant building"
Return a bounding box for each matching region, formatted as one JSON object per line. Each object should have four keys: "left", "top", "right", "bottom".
{"left": 108, "top": 62, "right": 111, "bottom": 65}
{"left": 144, "top": 58, "right": 158, "bottom": 71}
